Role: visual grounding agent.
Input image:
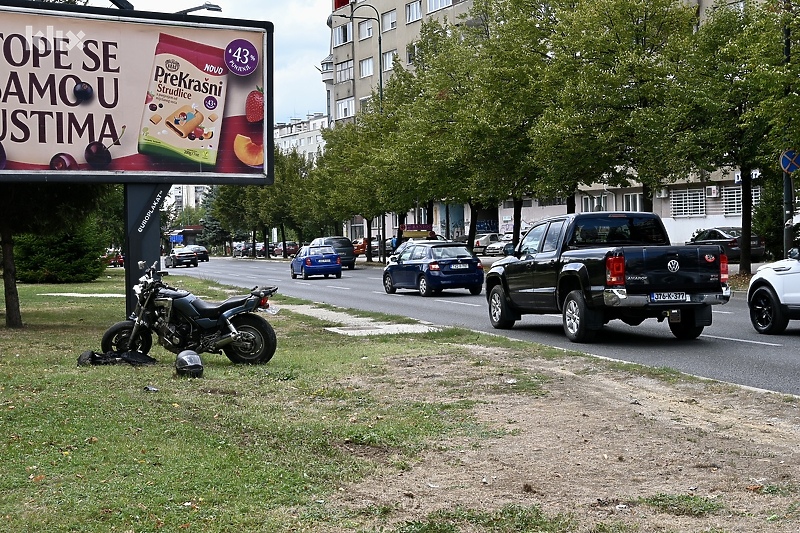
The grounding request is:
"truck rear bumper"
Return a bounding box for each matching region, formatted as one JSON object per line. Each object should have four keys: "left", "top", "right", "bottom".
{"left": 603, "top": 286, "right": 731, "bottom": 307}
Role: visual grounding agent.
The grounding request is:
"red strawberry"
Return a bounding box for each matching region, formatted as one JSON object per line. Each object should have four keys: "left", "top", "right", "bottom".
{"left": 245, "top": 86, "right": 264, "bottom": 123}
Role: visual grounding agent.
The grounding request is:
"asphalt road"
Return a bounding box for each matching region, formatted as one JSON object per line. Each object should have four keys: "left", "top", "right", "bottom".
{"left": 168, "top": 256, "right": 800, "bottom": 396}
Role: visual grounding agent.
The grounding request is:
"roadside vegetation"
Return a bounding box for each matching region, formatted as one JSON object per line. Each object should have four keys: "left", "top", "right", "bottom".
{"left": 2, "top": 270, "right": 798, "bottom": 532}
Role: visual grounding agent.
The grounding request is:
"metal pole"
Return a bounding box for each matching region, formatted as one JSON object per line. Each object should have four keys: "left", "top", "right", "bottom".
{"left": 785, "top": 1, "right": 795, "bottom": 257}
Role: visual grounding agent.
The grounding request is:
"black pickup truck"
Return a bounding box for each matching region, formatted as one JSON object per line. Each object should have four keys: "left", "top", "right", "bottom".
{"left": 485, "top": 212, "right": 731, "bottom": 342}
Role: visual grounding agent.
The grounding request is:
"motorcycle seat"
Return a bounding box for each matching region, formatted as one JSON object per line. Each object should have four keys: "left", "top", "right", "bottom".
{"left": 192, "top": 295, "right": 250, "bottom": 319}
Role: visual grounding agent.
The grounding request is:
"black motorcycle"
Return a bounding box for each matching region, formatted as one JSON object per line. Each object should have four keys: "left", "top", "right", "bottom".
{"left": 101, "top": 261, "right": 278, "bottom": 364}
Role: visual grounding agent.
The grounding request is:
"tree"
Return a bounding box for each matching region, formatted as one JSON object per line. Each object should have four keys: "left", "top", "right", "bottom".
{"left": 0, "top": 183, "right": 111, "bottom": 327}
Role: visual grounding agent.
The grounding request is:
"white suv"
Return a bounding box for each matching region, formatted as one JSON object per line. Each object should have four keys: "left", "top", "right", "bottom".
{"left": 747, "top": 249, "right": 800, "bottom": 334}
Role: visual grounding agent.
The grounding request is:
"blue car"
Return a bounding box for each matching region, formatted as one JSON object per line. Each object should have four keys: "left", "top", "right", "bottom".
{"left": 383, "top": 242, "right": 484, "bottom": 296}
{"left": 290, "top": 245, "right": 342, "bottom": 279}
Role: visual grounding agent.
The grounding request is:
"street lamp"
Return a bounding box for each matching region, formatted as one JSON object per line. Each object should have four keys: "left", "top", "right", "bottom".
{"left": 332, "top": 3, "right": 383, "bottom": 112}
{"left": 175, "top": 2, "right": 222, "bottom": 15}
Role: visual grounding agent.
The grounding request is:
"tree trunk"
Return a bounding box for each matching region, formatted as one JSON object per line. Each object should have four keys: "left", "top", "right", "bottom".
{"left": 365, "top": 217, "right": 374, "bottom": 262}
{"left": 512, "top": 197, "right": 523, "bottom": 245}
{"left": 0, "top": 226, "right": 23, "bottom": 328}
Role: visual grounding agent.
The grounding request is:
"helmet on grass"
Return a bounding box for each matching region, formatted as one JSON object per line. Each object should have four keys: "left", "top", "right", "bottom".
{"left": 175, "top": 350, "right": 203, "bottom": 378}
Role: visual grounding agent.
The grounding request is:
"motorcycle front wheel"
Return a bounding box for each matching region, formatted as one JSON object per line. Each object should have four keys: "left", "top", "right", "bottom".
{"left": 223, "top": 314, "right": 277, "bottom": 364}
{"left": 101, "top": 321, "right": 154, "bottom": 354}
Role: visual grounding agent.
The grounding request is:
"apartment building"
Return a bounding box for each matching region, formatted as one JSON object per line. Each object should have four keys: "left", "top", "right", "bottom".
{"left": 322, "top": 0, "right": 789, "bottom": 244}
{"left": 274, "top": 112, "right": 328, "bottom": 165}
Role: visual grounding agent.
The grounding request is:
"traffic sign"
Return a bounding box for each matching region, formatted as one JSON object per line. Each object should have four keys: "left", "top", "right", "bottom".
{"left": 781, "top": 150, "right": 800, "bottom": 173}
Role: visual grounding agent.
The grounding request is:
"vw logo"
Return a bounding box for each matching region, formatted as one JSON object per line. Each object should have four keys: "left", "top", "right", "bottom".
{"left": 667, "top": 260, "right": 680, "bottom": 273}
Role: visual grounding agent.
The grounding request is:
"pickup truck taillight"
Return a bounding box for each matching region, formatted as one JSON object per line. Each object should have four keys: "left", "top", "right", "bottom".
{"left": 606, "top": 255, "right": 625, "bottom": 286}
{"left": 720, "top": 254, "right": 728, "bottom": 284}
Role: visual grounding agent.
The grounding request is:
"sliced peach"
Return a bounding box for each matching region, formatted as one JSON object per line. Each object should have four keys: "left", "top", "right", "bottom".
{"left": 233, "top": 134, "right": 264, "bottom": 167}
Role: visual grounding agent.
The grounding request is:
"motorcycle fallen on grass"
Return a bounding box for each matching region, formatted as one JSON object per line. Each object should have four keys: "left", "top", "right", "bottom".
{"left": 101, "top": 260, "right": 279, "bottom": 364}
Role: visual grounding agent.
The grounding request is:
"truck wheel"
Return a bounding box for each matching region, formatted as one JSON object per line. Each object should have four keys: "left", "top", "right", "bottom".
{"left": 563, "top": 290, "right": 598, "bottom": 343}
{"left": 488, "top": 285, "right": 515, "bottom": 329}
{"left": 668, "top": 317, "right": 704, "bottom": 340}
{"left": 749, "top": 286, "right": 789, "bottom": 334}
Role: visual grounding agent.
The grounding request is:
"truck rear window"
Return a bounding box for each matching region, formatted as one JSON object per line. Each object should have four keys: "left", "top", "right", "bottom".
{"left": 570, "top": 216, "right": 668, "bottom": 246}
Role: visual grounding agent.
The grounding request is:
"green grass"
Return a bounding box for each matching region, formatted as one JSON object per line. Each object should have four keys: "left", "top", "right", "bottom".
{"left": 640, "top": 493, "right": 724, "bottom": 517}
{"left": 0, "top": 270, "right": 572, "bottom": 532}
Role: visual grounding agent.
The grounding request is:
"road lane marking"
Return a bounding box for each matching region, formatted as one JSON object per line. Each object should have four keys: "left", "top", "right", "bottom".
{"left": 435, "top": 299, "right": 481, "bottom": 307}
{"left": 326, "top": 286, "right": 351, "bottom": 290}
{"left": 700, "top": 334, "right": 782, "bottom": 346}
{"left": 713, "top": 310, "right": 734, "bottom": 314}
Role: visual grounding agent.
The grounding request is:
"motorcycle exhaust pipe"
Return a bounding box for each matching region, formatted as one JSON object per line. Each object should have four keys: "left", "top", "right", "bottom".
{"left": 213, "top": 333, "right": 238, "bottom": 349}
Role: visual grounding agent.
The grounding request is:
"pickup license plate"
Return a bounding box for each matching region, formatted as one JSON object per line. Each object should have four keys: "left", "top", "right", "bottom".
{"left": 450, "top": 264, "right": 469, "bottom": 269}
{"left": 318, "top": 259, "right": 330, "bottom": 263}
{"left": 651, "top": 292, "right": 688, "bottom": 302}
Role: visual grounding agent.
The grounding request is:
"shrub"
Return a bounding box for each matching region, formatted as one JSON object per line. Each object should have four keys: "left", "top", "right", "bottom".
{"left": 15, "top": 221, "right": 107, "bottom": 283}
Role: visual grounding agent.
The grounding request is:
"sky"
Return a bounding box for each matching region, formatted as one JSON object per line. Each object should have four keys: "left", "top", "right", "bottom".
{"left": 88, "top": 0, "right": 332, "bottom": 124}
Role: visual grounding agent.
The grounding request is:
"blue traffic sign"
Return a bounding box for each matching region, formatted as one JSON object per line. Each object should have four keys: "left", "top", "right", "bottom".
{"left": 781, "top": 150, "right": 800, "bottom": 173}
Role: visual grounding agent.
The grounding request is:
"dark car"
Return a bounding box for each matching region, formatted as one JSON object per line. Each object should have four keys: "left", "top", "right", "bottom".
{"left": 164, "top": 247, "right": 198, "bottom": 268}
{"left": 290, "top": 245, "right": 342, "bottom": 279}
{"left": 686, "top": 227, "right": 765, "bottom": 261}
{"left": 186, "top": 244, "right": 209, "bottom": 262}
{"left": 274, "top": 241, "right": 299, "bottom": 257}
{"left": 382, "top": 242, "right": 484, "bottom": 296}
{"left": 310, "top": 236, "right": 356, "bottom": 269}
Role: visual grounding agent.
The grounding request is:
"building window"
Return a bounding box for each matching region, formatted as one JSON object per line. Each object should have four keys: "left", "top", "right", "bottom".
{"left": 427, "top": 0, "right": 452, "bottom": 13}
{"left": 382, "top": 10, "right": 397, "bottom": 31}
{"left": 406, "top": 0, "right": 421, "bottom": 23}
{"left": 382, "top": 49, "right": 397, "bottom": 72}
{"left": 581, "top": 194, "right": 607, "bottom": 212}
{"left": 670, "top": 189, "right": 706, "bottom": 217}
{"left": 359, "top": 57, "right": 373, "bottom": 78}
{"left": 623, "top": 193, "right": 642, "bottom": 212}
{"left": 407, "top": 42, "right": 419, "bottom": 65}
{"left": 722, "top": 186, "right": 762, "bottom": 215}
{"left": 358, "top": 19, "right": 372, "bottom": 40}
{"left": 336, "top": 97, "right": 354, "bottom": 119}
{"left": 536, "top": 196, "right": 566, "bottom": 207}
{"left": 333, "top": 22, "right": 352, "bottom": 47}
{"left": 335, "top": 60, "right": 353, "bottom": 83}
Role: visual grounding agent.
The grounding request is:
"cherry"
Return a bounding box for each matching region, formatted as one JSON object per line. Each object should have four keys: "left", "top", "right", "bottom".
{"left": 85, "top": 142, "right": 112, "bottom": 169}
{"left": 84, "top": 125, "right": 126, "bottom": 169}
{"left": 73, "top": 81, "right": 93, "bottom": 103}
{"left": 50, "top": 153, "right": 79, "bottom": 170}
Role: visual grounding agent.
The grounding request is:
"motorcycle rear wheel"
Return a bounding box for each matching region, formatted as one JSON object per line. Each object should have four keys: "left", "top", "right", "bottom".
{"left": 223, "top": 314, "right": 277, "bottom": 364}
{"left": 101, "top": 321, "right": 153, "bottom": 354}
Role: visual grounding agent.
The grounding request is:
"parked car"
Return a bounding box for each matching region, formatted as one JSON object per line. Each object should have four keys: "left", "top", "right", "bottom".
{"left": 186, "top": 244, "right": 209, "bottom": 262}
{"left": 473, "top": 233, "right": 501, "bottom": 255}
{"left": 103, "top": 250, "right": 124, "bottom": 268}
{"left": 382, "top": 242, "right": 484, "bottom": 296}
{"left": 747, "top": 248, "right": 800, "bottom": 334}
{"left": 686, "top": 227, "right": 765, "bottom": 261}
{"left": 274, "top": 241, "right": 299, "bottom": 257}
{"left": 310, "top": 236, "right": 356, "bottom": 269}
{"left": 290, "top": 245, "right": 342, "bottom": 279}
{"left": 485, "top": 241, "right": 515, "bottom": 256}
{"left": 352, "top": 237, "right": 373, "bottom": 256}
{"left": 164, "top": 247, "right": 198, "bottom": 268}
{"left": 233, "top": 242, "right": 254, "bottom": 257}
{"left": 485, "top": 234, "right": 514, "bottom": 256}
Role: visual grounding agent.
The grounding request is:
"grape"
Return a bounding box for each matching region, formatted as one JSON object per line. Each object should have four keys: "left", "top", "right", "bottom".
{"left": 85, "top": 141, "right": 112, "bottom": 169}
{"left": 50, "top": 153, "right": 79, "bottom": 170}
{"left": 73, "top": 81, "right": 94, "bottom": 103}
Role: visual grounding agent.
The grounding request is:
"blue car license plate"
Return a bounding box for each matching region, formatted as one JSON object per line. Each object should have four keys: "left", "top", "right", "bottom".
{"left": 318, "top": 259, "right": 330, "bottom": 263}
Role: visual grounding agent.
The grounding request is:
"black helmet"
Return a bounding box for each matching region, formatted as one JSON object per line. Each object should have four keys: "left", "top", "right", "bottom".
{"left": 175, "top": 350, "right": 203, "bottom": 378}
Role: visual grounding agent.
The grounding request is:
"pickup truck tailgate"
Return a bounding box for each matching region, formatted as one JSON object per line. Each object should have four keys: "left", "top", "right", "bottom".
{"left": 622, "top": 245, "right": 725, "bottom": 294}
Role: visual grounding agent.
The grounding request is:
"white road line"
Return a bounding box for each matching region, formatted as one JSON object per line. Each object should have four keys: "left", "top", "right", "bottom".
{"left": 326, "top": 285, "right": 351, "bottom": 290}
{"left": 435, "top": 299, "right": 481, "bottom": 307}
{"left": 714, "top": 310, "right": 734, "bottom": 314}
{"left": 700, "top": 334, "right": 782, "bottom": 346}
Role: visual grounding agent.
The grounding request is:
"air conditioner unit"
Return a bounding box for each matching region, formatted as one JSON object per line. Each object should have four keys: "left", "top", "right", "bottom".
{"left": 705, "top": 185, "right": 719, "bottom": 198}
{"left": 655, "top": 188, "right": 669, "bottom": 199}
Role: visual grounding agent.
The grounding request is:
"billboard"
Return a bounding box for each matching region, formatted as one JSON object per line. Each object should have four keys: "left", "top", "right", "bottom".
{"left": 0, "top": 1, "right": 273, "bottom": 184}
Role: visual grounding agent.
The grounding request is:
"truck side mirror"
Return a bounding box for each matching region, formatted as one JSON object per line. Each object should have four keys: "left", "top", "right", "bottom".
{"left": 789, "top": 248, "right": 800, "bottom": 260}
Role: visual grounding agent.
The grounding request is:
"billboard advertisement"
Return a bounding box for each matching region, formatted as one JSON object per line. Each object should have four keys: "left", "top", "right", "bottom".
{"left": 0, "top": 2, "right": 273, "bottom": 184}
